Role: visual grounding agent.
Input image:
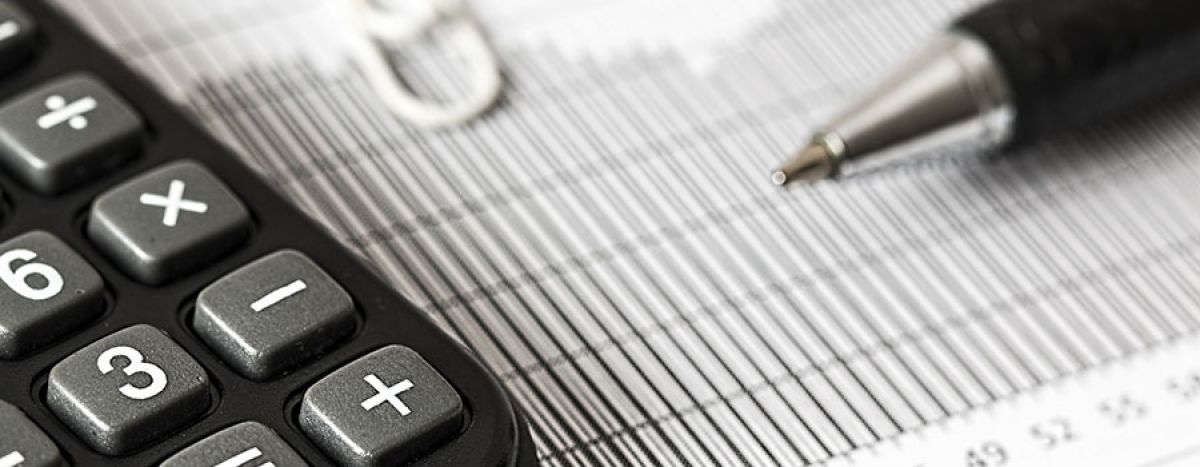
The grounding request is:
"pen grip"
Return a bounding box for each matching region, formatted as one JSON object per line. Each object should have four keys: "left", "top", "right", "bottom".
{"left": 956, "top": 0, "right": 1200, "bottom": 144}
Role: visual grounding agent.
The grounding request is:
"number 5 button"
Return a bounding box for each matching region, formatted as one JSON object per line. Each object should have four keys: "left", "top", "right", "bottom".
{"left": 48, "top": 325, "right": 211, "bottom": 455}
{"left": 0, "top": 231, "right": 104, "bottom": 359}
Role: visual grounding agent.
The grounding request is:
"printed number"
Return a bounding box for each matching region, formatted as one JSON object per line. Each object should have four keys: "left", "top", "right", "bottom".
{"left": 97, "top": 346, "right": 168, "bottom": 400}
{"left": 965, "top": 441, "right": 1007, "bottom": 467}
{"left": 0, "top": 249, "right": 62, "bottom": 300}
{"left": 1098, "top": 394, "right": 1146, "bottom": 426}
{"left": 1030, "top": 417, "right": 1076, "bottom": 449}
{"left": 1167, "top": 373, "right": 1200, "bottom": 402}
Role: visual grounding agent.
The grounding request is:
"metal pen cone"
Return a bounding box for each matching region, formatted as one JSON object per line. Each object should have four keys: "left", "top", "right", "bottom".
{"left": 771, "top": 143, "right": 835, "bottom": 186}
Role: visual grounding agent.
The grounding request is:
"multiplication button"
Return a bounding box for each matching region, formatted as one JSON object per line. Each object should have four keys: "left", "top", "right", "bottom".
{"left": 88, "top": 161, "right": 251, "bottom": 284}
{"left": 194, "top": 250, "right": 356, "bottom": 380}
{"left": 0, "top": 231, "right": 105, "bottom": 359}
{"left": 0, "top": 400, "right": 63, "bottom": 467}
{"left": 160, "top": 421, "right": 308, "bottom": 467}
{"left": 47, "top": 325, "right": 211, "bottom": 455}
{"left": 0, "top": 74, "right": 142, "bottom": 193}
{"left": 300, "top": 346, "right": 464, "bottom": 466}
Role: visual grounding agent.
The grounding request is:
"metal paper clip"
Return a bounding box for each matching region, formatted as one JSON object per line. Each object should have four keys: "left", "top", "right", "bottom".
{"left": 344, "top": 0, "right": 503, "bottom": 128}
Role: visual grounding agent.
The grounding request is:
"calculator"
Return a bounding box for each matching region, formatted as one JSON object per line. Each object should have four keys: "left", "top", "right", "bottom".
{"left": 0, "top": 1, "right": 534, "bottom": 466}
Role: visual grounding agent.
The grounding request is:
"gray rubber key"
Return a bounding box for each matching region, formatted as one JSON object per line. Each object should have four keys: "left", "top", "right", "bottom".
{"left": 0, "top": 73, "right": 142, "bottom": 193}
{"left": 0, "top": 400, "right": 63, "bottom": 467}
{"left": 0, "top": 3, "right": 37, "bottom": 75}
{"left": 160, "top": 421, "right": 308, "bottom": 467}
{"left": 300, "top": 345, "right": 464, "bottom": 467}
{"left": 47, "top": 324, "right": 211, "bottom": 455}
{"left": 0, "top": 231, "right": 105, "bottom": 359}
{"left": 88, "top": 161, "right": 251, "bottom": 284}
{"left": 194, "top": 250, "right": 355, "bottom": 380}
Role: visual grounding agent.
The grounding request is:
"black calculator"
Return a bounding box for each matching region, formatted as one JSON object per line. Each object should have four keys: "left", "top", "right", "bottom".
{"left": 0, "top": 1, "right": 534, "bottom": 465}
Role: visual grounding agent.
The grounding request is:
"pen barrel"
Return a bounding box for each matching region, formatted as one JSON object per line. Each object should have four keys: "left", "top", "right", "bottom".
{"left": 956, "top": 0, "right": 1200, "bottom": 145}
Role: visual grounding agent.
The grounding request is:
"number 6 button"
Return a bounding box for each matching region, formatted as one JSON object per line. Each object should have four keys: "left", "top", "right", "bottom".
{"left": 48, "top": 325, "right": 211, "bottom": 455}
{"left": 0, "top": 231, "right": 104, "bottom": 359}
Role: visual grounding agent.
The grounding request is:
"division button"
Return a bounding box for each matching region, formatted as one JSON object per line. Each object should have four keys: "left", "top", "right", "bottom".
{"left": 299, "top": 345, "right": 464, "bottom": 466}
{"left": 47, "top": 324, "right": 211, "bottom": 455}
{"left": 160, "top": 421, "right": 308, "bottom": 467}
{"left": 0, "top": 74, "right": 142, "bottom": 193}
{"left": 88, "top": 161, "right": 251, "bottom": 284}
{"left": 193, "top": 250, "right": 356, "bottom": 380}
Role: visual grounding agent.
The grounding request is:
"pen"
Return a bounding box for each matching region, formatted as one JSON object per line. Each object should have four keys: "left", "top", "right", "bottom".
{"left": 771, "top": 0, "right": 1200, "bottom": 186}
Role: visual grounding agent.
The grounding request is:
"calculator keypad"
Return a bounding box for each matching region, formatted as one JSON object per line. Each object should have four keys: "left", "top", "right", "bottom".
{"left": 193, "top": 250, "right": 356, "bottom": 380}
{"left": 300, "top": 345, "right": 464, "bottom": 467}
{"left": 0, "top": 2, "right": 524, "bottom": 461}
{"left": 47, "top": 324, "right": 211, "bottom": 455}
{"left": 0, "top": 73, "right": 142, "bottom": 193}
{"left": 0, "top": 230, "right": 104, "bottom": 359}
{"left": 88, "top": 160, "right": 251, "bottom": 284}
{"left": 0, "top": 400, "right": 63, "bottom": 467}
{"left": 160, "top": 421, "right": 308, "bottom": 467}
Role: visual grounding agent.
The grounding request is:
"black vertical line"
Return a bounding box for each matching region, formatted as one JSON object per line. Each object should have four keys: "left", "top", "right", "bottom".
{"left": 899, "top": 175, "right": 1046, "bottom": 389}
{"left": 1033, "top": 134, "right": 1194, "bottom": 337}
{"left": 804, "top": 188, "right": 981, "bottom": 410}
{"left": 421, "top": 63, "right": 694, "bottom": 467}
{"left": 595, "top": 48, "right": 849, "bottom": 453}
{"left": 482, "top": 57, "right": 726, "bottom": 466}
{"left": 975, "top": 162, "right": 1179, "bottom": 348}
{"left": 980, "top": 160, "right": 1176, "bottom": 362}
{"left": 501, "top": 51, "right": 761, "bottom": 466}
{"left": 832, "top": 186, "right": 1001, "bottom": 403}
{"left": 627, "top": 64, "right": 906, "bottom": 448}
{"left": 864, "top": 180, "right": 1024, "bottom": 396}
{"left": 633, "top": 49, "right": 909, "bottom": 443}
{"left": 502, "top": 55, "right": 749, "bottom": 467}
{"left": 968, "top": 160, "right": 1151, "bottom": 352}
{"left": 623, "top": 69, "right": 861, "bottom": 457}
{"left": 1130, "top": 147, "right": 1200, "bottom": 326}
{"left": 846, "top": 183, "right": 1008, "bottom": 402}
{"left": 938, "top": 172, "right": 1081, "bottom": 377}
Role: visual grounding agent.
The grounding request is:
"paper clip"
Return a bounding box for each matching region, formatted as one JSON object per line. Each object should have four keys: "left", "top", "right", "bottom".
{"left": 344, "top": 0, "right": 503, "bottom": 128}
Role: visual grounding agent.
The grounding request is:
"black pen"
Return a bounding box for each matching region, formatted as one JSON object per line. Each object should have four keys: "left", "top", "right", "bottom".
{"left": 772, "top": 0, "right": 1200, "bottom": 185}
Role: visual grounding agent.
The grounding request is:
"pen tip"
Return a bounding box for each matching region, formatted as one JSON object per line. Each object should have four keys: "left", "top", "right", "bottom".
{"left": 770, "top": 170, "right": 789, "bottom": 186}
{"left": 771, "top": 143, "right": 836, "bottom": 187}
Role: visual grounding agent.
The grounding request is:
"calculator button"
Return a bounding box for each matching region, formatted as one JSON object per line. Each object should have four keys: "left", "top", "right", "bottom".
{"left": 88, "top": 161, "right": 251, "bottom": 284}
{"left": 47, "top": 324, "right": 211, "bottom": 455}
{"left": 299, "top": 345, "right": 464, "bottom": 466}
{"left": 160, "top": 421, "right": 308, "bottom": 467}
{"left": 0, "top": 74, "right": 142, "bottom": 193}
{"left": 0, "top": 231, "right": 104, "bottom": 359}
{"left": 0, "top": 3, "right": 36, "bottom": 75}
{"left": 194, "top": 250, "right": 355, "bottom": 380}
{"left": 0, "top": 400, "right": 63, "bottom": 467}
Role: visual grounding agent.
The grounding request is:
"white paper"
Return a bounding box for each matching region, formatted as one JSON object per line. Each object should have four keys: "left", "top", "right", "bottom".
{"left": 55, "top": 0, "right": 1200, "bottom": 465}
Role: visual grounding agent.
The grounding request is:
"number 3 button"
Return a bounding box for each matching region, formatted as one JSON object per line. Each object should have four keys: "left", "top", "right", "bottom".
{"left": 0, "top": 231, "right": 104, "bottom": 359}
{"left": 48, "top": 325, "right": 211, "bottom": 455}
